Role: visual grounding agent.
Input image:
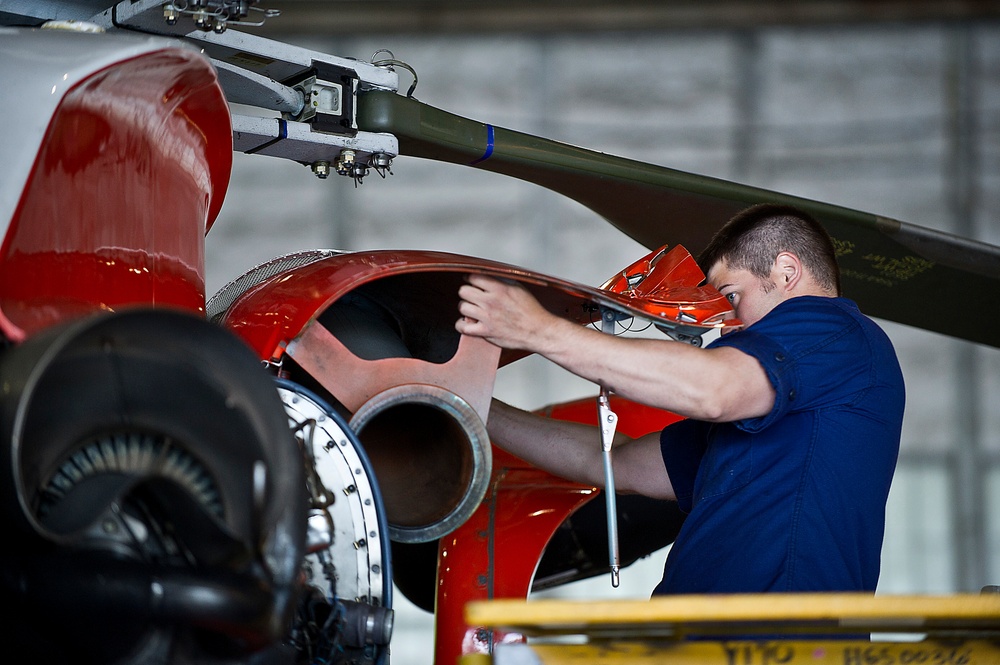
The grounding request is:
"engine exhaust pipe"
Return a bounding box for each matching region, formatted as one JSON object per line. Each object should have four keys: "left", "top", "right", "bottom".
{"left": 349, "top": 384, "right": 491, "bottom": 544}
{"left": 285, "top": 292, "right": 500, "bottom": 545}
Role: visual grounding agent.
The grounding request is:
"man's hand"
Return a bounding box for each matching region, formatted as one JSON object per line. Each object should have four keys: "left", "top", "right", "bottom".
{"left": 456, "top": 275, "right": 557, "bottom": 351}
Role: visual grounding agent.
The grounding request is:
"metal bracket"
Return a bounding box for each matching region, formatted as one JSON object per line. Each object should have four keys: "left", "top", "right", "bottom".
{"left": 96, "top": 0, "right": 401, "bottom": 180}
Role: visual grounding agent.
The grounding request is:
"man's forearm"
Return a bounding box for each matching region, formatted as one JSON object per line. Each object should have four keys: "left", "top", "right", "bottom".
{"left": 487, "top": 399, "right": 611, "bottom": 488}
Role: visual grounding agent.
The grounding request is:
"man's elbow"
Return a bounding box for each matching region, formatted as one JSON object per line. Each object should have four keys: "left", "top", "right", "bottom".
{"left": 694, "top": 398, "right": 727, "bottom": 422}
{"left": 696, "top": 401, "right": 728, "bottom": 423}
{"left": 681, "top": 382, "right": 728, "bottom": 421}
{"left": 697, "top": 386, "right": 774, "bottom": 423}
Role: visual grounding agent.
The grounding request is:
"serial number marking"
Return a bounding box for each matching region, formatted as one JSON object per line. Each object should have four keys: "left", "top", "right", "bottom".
{"left": 716, "top": 642, "right": 976, "bottom": 665}
{"left": 842, "top": 645, "right": 971, "bottom": 665}
{"left": 722, "top": 642, "right": 795, "bottom": 664}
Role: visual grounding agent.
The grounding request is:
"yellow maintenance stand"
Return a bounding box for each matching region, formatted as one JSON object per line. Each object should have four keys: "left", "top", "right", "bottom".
{"left": 462, "top": 593, "right": 1000, "bottom": 665}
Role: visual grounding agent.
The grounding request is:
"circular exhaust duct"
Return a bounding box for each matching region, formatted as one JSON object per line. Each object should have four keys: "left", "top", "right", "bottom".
{"left": 349, "top": 384, "right": 491, "bottom": 544}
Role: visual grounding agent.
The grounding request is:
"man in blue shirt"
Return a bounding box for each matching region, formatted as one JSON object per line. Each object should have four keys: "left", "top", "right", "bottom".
{"left": 456, "top": 203, "right": 904, "bottom": 593}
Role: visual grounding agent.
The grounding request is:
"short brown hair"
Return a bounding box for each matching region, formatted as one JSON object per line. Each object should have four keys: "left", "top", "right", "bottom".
{"left": 698, "top": 203, "right": 841, "bottom": 295}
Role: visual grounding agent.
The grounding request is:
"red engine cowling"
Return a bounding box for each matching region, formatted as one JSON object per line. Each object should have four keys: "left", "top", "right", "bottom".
{"left": 208, "top": 245, "right": 732, "bottom": 665}
{"left": 209, "top": 250, "right": 505, "bottom": 546}
{"left": 0, "top": 30, "right": 232, "bottom": 342}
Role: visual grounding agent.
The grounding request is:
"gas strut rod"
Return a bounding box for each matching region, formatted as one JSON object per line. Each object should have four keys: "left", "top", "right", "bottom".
{"left": 598, "top": 307, "right": 621, "bottom": 588}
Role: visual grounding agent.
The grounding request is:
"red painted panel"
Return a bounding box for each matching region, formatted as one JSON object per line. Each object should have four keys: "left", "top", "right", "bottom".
{"left": 538, "top": 393, "right": 684, "bottom": 438}
{"left": 435, "top": 447, "right": 596, "bottom": 665}
{"left": 0, "top": 48, "right": 231, "bottom": 339}
{"left": 435, "top": 399, "right": 684, "bottom": 665}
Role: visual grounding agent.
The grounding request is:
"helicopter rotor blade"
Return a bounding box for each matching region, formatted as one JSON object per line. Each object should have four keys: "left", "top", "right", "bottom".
{"left": 358, "top": 90, "right": 1000, "bottom": 348}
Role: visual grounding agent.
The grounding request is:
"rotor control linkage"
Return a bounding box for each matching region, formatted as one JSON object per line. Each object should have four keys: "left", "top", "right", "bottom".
{"left": 598, "top": 307, "right": 624, "bottom": 588}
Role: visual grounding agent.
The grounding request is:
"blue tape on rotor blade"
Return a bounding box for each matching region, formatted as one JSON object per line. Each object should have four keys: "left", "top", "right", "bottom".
{"left": 470, "top": 124, "right": 495, "bottom": 165}
{"left": 246, "top": 118, "right": 288, "bottom": 155}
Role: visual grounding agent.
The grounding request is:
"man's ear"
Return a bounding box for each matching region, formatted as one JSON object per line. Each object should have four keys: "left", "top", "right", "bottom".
{"left": 774, "top": 252, "right": 802, "bottom": 292}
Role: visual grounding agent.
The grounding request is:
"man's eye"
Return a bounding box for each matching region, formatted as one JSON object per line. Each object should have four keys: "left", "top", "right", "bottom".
{"left": 726, "top": 293, "right": 737, "bottom": 304}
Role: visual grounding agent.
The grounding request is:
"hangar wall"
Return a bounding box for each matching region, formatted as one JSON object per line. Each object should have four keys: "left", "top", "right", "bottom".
{"left": 204, "top": 17, "right": 1000, "bottom": 662}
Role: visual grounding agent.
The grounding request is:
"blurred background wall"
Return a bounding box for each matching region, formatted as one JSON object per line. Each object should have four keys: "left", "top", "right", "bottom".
{"left": 203, "top": 3, "right": 1000, "bottom": 663}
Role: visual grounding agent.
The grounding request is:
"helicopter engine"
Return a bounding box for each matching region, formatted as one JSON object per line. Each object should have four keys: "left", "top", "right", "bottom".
{"left": 0, "top": 309, "right": 308, "bottom": 664}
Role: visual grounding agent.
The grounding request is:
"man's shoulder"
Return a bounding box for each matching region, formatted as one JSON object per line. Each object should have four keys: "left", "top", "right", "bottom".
{"left": 719, "top": 295, "right": 893, "bottom": 359}
{"left": 771, "top": 294, "right": 859, "bottom": 318}
{"left": 762, "top": 296, "right": 879, "bottom": 337}
{"left": 770, "top": 296, "right": 899, "bottom": 364}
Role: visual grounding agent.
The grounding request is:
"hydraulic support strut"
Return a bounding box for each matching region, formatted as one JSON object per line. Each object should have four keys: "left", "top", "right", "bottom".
{"left": 597, "top": 307, "right": 621, "bottom": 588}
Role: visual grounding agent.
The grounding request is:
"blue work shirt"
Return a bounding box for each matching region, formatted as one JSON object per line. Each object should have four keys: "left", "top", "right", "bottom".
{"left": 655, "top": 296, "right": 904, "bottom": 594}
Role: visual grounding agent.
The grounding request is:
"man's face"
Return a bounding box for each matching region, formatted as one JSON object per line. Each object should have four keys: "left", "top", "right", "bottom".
{"left": 707, "top": 260, "right": 784, "bottom": 329}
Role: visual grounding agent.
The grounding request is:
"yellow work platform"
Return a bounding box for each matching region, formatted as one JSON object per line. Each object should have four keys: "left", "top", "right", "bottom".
{"left": 462, "top": 594, "right": 1000, "bottom": 665}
